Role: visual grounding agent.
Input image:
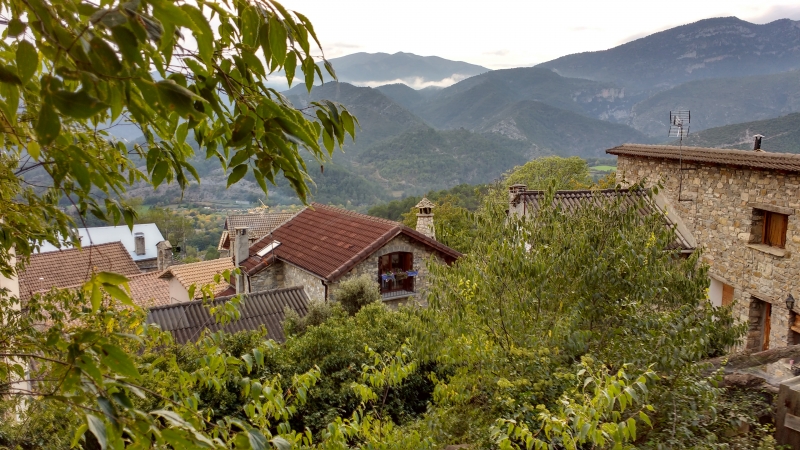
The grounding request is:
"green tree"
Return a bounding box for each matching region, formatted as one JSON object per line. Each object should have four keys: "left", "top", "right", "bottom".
{"left": 0, "top": 0, "right": 360, "bottom": 447}
{"left": 419, "top": 187, "right": 747, "bottom": 448}
{"left": 503, "top": 156, "right": 592, "bottom": 190}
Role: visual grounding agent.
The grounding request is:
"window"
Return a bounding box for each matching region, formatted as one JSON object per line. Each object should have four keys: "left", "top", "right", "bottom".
{"left": 709, "top": 278, "right": 734, "bottom": 307}
{"left": 763, "top": 211, "right": 788, "bottom": 248}
{"left": 378, "top": 252, "right": 414, "bottom": 295}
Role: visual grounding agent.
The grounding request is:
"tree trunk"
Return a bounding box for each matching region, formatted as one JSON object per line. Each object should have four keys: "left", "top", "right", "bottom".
{"left": 705, "top": 344, "right": 800, "bottom": 373}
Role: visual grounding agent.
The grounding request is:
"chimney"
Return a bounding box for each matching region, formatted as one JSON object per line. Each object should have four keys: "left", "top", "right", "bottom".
{"left": 156, "top": 240, "right": 172, "bottom": 271}
{"left": 234, "top": 227, "right": 250, "bottom": 294}
{"left": 134, "top": 232, "right": 146, "bottom": 256}
{"left": 414, "top": 198, "right": 435, "bottom": 239}
{"left": 508, "top": 184, "right": 527, "bottom": 217}
{"left": 753, "top": 134, "right": 764, "bottom": 151}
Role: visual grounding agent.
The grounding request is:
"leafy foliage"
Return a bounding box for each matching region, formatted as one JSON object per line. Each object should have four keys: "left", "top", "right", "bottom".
{"left": 0, "top": 0, "right": 356, "bottom": 276}
{"left": 332, "top": 274, "right": 381, "bottom": 316}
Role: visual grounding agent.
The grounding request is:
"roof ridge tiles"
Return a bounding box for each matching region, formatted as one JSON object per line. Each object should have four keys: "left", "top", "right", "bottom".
{"left": 608, "top": 144, "right": 800, "bottom": 172}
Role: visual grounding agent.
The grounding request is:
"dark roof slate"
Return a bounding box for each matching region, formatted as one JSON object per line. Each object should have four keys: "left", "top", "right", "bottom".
{"left": 512, "top": 188, "right": 695, "bottom": 252}
{"left": 241, "top": 204, "right": 461, "bottom": 281}
{"left": 145, "top": 287, "right": 308, "bottom": 344}
{"left": 607, "top": 144, "right": 800, "bottom": 172}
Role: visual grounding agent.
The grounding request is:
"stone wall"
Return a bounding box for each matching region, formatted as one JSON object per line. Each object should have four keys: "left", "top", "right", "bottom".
{"left": 249, "top": 261, "right": 285, "bottom": 293}
{"left": 617, "top": 155, "right": 800, "bottom": 377}
{"left": 332, "top": 234, "right": 443, "bottom": 307}
{"left": 284, "top": 263, "right": 326, "bottom": 303}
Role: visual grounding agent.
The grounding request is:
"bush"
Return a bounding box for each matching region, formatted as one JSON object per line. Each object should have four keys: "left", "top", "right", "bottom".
{"left": 283, "top": 300, "right": 339, "bottom": 337}
{"left": 333, "top": 274, "right": 381, "bottom": 315}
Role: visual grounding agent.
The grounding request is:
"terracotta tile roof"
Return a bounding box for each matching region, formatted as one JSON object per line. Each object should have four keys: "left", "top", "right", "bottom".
{"left": 19, "top": 242, "right": 141, "bottom": 301}
{"left": 128, "top": 272, "right": 171, "bottom": 307}
{"left": 159, "top": 258, "right": 234, "bottom": 298}
{"left": 146, "top": 287, "right": 309, "bottom": 343}
{"left": 607, "top": 144, "right": 800, "bottom": 172}
{"left": 218, "top": 212, "right": 296, "bottom": 250}
{"left": 242, "top": 203, "right": 461, "bottom": 281}
{"left": 513, "top": 188, "right": 695, "bottom": 252}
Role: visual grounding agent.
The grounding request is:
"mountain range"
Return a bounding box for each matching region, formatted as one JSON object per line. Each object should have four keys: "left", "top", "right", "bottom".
{"left": 677, "top": 113, "right": 800, "bottom": 152}
{"left": 105, "top": 16, "right": 800, "bottom": 209}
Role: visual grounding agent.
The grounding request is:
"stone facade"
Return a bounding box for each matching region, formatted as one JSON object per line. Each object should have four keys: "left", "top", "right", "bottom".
{"left": 617, "top": 155, "right": 800, "bottom": 378}
{"left": 247, "top": 234, "right": 443, "bottom": 307}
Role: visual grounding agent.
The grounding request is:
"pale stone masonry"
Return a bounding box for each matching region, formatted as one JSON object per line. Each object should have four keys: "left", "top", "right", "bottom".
{"left": 609, "top": 144, "right": 800, "bottom": 377}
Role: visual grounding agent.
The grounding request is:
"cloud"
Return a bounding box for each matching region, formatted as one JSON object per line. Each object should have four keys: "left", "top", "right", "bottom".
{"left": 483, "top": 49, "right": 510, "bottom": 56}
{"left": 352, "top": 74, "right": 477, "bottom": 89}
{"left": 746, "top": 5, "right": 800, "bottom": 23}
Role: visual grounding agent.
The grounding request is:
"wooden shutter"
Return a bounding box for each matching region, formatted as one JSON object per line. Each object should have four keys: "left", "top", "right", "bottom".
{"left": 764, "top": 212, "right": 788, "bottom": 248}
{"left": 722, "top": 284, "right": 734, "bottom": 307}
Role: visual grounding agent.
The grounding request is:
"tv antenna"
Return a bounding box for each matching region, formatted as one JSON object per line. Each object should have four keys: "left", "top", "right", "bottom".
{"left": 668, "top": 111, "right": 692, "bottom": 202}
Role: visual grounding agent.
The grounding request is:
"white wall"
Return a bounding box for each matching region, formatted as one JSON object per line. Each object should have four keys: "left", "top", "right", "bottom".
{"left": 167, "top": 278, "right": 189, "bottom": 304}
{"left": 709, "top": 277, "right": 723, "bottom": 308}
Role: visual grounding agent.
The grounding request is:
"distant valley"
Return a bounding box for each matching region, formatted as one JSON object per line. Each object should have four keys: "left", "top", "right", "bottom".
{"left": 106, "top": 16, "right": 800, "bottom": 210}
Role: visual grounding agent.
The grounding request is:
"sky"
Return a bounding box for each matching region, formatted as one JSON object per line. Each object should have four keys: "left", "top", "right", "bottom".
{"left": 287, "top": 0, "right": 800, "bottom": 69}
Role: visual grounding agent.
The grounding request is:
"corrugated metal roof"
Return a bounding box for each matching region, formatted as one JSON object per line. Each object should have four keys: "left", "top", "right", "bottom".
{"left": 19, "top": 242, "right": 142, "bottom": 301}
{"left": 513, "top": 188, "right": 695, "bottom": 252}
{"left": 37, "top": 224, "right": 165, "bottom": 261}
{"left": 241, "top": 204, "right": 461, "bottom": 282}
{"left": 607, "top": 144, "right": 800, "bottom": 172}
{"left": 145, "top": 287, "right": 309, "bottom": 343}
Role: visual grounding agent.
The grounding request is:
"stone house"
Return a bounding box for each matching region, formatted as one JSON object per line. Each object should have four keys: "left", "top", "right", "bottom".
{"left": 507, "top": 187, "right": 696, "bottom": 254}
{"left": 233, "top": 202, "right": 461, "bottom": 307}
{"left": 609, "top": 143, "right": 800, "bottom": 376}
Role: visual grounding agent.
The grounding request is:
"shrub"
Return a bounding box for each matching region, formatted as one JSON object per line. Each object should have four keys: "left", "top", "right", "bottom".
{"left": 283, "top": 300, "right": 339, "bottom": 337}
{"left": 333, "top": 274, "right": 381, "bottom": 315}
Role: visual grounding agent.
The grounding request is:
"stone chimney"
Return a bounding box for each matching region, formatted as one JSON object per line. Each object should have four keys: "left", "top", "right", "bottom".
{"left": 508, "top": 184, "right": 527, "bottom": 217}
{"left": 134, "top": 232, "right": 146, "bottom": 256}
{"left": 414, "top": 198, "right": 435, "bottom": 239}
{"left": 233, "top": 227, "right": 249, "bottom": 294}
{"left": 753, "top": 134, "right": 764, "bottom": 151}
{"left": 156, "top": 240, "right": 172, "bottom": 271}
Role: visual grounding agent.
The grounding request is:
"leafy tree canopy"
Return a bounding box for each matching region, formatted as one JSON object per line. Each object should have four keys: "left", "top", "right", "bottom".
{"left": 0, "top": 0, "right": 356, "bottom": 277}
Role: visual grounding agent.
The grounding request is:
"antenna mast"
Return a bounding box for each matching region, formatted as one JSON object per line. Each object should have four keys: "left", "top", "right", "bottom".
{"left": 669, "top": 111, "right": 691, "bottom": 202}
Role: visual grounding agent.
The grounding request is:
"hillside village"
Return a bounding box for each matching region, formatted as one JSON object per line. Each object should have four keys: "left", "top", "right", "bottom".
{"left": 4, "top": 2, "right": 800, "bottom": 448}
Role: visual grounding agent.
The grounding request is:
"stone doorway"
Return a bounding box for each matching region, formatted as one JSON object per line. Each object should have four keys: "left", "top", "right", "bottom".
{"left": 746, "top": 297, "right": 771, "bottom": 352}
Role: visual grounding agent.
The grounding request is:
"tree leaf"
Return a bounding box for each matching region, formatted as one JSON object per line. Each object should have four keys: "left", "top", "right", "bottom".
{"left": 227, "top": 164, "right": 248, "bottom": 187}
{"left": 52, "top": 90, "right": 109, "bottom": 119}
{"left": 268, "top": 16, "right": 287, "bottom": 66}
{"left": 0, "top": 66, "right": 21, "bottom": 85}
{"left": 180, "top": 5, "right": 213, "bottom": 65}
{"left": 110, "top": 26, "right": 142, "bottom": 66}
{"left": 248, "top": 429, "right": 268, "bottom": 450}
{"left": 7, "top": 18, "right": 27, "bottom": 37}
{"left": 270, "top": 436, "right": 290, "bottom": 450}
{"left": 35, "top": 102, "right": 60, "bottom": 145}
{"left": 86, "top": 415, "right": 107, "bottom": 450}
{"left": 150, "top": 0, "right": 196, "bottom": 30}
{"left": 156, "top": 80, "right": 204, "bottom": 119}
{"left": 16, "top": 41, "right": 38, "bottom": 84}
{"left": 89, "top": 38, "right": 122, "bottom": 76}
{"left": 284, "top": 51, "right": 296, "bottom": 86}
{"left": 152, "top": 161, "right": 169, "bottom": 188}
{"left": 229, "top": 115, "right": 255, "bottom": 147}
{"left": 99, "top": 344, "right": 140, "bottom": 379}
